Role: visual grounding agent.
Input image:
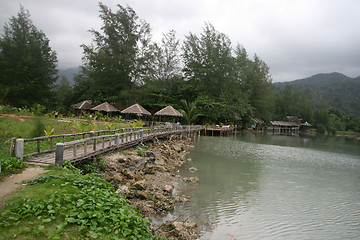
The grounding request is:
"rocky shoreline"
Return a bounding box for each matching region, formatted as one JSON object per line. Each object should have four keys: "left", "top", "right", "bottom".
{"left": 101, "top": 136, "right": 199, "bottom": 240}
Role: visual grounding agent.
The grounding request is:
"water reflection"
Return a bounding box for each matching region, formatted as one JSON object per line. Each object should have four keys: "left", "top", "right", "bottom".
{"left": 176, "top": 136, "right": 264, "bottom": 236}
{"left": 173, "top": 134, "right": 360, "bottom": 240}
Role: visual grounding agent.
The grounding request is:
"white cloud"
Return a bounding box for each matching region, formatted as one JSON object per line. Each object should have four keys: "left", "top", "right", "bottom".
{"left": 1, "top": 0, "right": 359, "bottom": 81}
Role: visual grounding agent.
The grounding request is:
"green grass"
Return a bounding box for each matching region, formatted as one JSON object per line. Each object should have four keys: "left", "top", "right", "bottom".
{"left": 336, "top": 130, "right": 360, "bottom": 136}
{"left": 0, "top": 114, "right": 133, "bottom": 176}
{"left": 0, "top": 166, "right": 164, "bottom": 240}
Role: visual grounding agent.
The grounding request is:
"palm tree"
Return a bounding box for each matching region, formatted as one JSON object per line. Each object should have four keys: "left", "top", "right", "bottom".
{"left": 179, "top": 100, "right": 201, "bottom": 124}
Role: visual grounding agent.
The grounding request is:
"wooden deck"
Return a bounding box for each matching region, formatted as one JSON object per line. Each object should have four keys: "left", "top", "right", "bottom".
{"left": 204, "top": 126, "right": 236, "bottom": 136}
{"left": 20, "top": 125, "right": 203, "bottom": 166}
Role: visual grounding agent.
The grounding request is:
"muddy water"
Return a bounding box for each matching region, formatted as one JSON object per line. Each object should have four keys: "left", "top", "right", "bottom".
{"left": 175, "top": 134, "right": 360, "bottom": 239}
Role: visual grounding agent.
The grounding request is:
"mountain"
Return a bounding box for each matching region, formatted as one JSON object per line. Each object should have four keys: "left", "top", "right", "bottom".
{"left": 273, "top": 72, "right": 360, "bottom": 116}
{"left": 57, "top": 67, "right": 80, "bottom": 86}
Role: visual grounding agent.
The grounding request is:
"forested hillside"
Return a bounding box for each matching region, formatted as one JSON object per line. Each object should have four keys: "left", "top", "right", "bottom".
{"left": 273, "top": 73, "right": 360, "bottom": 116}
{"left": 1, "top": 4, "right": 360, "bottom": 133}
{"left": 57, "top": 67, "right": 80, "bottom": 86}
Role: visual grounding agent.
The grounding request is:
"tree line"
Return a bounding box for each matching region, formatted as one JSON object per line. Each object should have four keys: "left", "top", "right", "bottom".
{"left": 1, "top": 4, "right": 359, "bottom": 133}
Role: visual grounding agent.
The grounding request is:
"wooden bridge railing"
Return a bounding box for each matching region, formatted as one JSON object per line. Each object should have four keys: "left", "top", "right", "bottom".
{"left": 54, "top": 125, "right": 203, "bottom": 165}
{"left": 13, "top": 127, "right": 154, "bottom": 160}
{"left": 14, "top": 125, "right": 204, "bottom": 165}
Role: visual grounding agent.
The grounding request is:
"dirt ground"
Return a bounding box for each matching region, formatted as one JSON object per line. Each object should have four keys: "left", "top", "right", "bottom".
{"left": 1, "top": 114, "right": 25, "bottom": 122}
{"left": 0, "top": 167, "right": 48, "bottom": 208}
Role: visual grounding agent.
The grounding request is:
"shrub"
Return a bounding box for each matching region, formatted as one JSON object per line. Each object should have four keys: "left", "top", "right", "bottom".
{"left": 0, "top": 156, "right": 26, "bottom": 174}
{"left": 29, "top": 119, "right": 45, "bottom": 138}
{"left": 0, "top": 171, "right": 161, "bottom": 239}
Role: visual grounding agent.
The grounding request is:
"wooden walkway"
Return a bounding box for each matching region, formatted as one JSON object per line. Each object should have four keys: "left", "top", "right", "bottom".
{"left": 17, "top": 125, "right": 203, "bottom": 166}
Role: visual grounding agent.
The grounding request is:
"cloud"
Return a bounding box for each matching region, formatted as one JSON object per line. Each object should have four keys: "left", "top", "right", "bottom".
{"left": 1, "top": 0, "right": 359, "bottom": 82}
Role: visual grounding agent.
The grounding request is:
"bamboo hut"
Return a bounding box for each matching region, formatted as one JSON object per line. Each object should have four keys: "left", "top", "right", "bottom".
{"left": 121, "top": 103, "right": 151, "bottom": 121}
{"left": 154, "top": 105, "right": 183, "bottom": 122}
{"left": 267, "top": 121, "right": 300, "bottom": 134}
{"left": 90, "top": 102, "right": 120, "bottom": 117}
{"left": 72, "top": 100, "right": 92, "bottom": 116}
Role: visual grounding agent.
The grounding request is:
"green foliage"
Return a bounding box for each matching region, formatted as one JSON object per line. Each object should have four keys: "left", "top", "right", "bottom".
{"left": 183, "top": 23, "right": 234, "bottom": 99}
{"left": 135, "top": 145, "right": 149, "bottom": 157}
{"left": 52, "top": 75, "right": 75, "bottom": 113}
{"left": 273, "top": 72, "right": 360, "bottom": 116}
{"left": 0, "top": 170, "right": 161, "bottom": 239}
{"left": 44, "top": 126, "right": 55, "bottom": 137}
{"left": 77, "top": 3, "right": 152, "bottom": 103}
{"left": 0, "top": 6, "right": 58, "bottom": 107}
{"left": 29, "top": 119, "right": 45, "bottom": 138}
{"left": 129, "top": 120, "right": 144, "bottom": 128}
{"left": 179, "top": 100, "right": 201, "bottom": 124}
{"left": 105, "top": 122, "right": 116, "bottom": 130}
{"left": 0, "top": 156, "right": 26, "bottom": 174}
{"left": 31, "top": 103, "right": 47, "bottom": 116}
{"left": 0, "top": 123, "right": 13, "bottom": 138}
{"left": 71, "top": 121, "right": 89, "bottom": 133}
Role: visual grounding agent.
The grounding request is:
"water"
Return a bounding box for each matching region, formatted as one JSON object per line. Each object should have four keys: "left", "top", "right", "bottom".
{"left": 174, "top": 134, "right": 360, "bottom": 239}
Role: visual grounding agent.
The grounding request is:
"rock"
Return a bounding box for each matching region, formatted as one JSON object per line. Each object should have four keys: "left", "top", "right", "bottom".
{"left": 163, "top": 184, "right": 174, "bottom": 194}
{"left": 153, "top": 150, "right": 166, "bottom": 165}
{"left": 173, "top": 221, "right": 184, "bottom": 232}
{"left": 188, "top": 167, "right": 198, "bottom": 173}
{"left": 136, "top": 190, "right": 151, "bottom": 199}
{"left": 187, "top": 158, "right": 192, "bottom": 162}
{"left": 133, "top": 179, "right": 147, "bottom": 190}
{"left": 121, "top": 169, "right": 136, "bottom": 179}
{"left": 183, "top": 176, "right": 199, "bottom": 183}
{"left": 116, "top": 185, "right": 130, "bottom": 195}
{"left": 172, "top": 143, "right": 183, "bottom": 152}
{"left": 108, "top": 180, "right": 118, "bottom": 189}
{"left": 145, "top": 151, "right": 155, "bottom": 158}
{"left": 161, "top": 220, "right": 199, "bottom": 240}
{"left": 183, "top": 220, "right": 197, "bottom": 229}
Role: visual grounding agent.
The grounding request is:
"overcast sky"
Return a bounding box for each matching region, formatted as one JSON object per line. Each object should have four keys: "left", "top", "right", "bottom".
{"left": 1, "top": 0, "right": 359, "bottom": 82}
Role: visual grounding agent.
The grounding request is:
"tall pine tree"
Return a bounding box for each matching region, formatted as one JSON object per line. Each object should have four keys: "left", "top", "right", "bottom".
{"left": 0, "top": 6, "right": 58, "bottom": 107}
{"left": 77, "top": 3, "right": 152, "bottom": 103}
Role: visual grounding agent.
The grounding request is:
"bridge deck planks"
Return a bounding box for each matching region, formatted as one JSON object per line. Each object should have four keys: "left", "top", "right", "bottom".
{"left": 25, "top": 129, "right": 197, "bottom": 166}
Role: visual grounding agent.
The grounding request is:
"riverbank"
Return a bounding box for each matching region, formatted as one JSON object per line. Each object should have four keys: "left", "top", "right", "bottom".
{"left": 101, "top": 136, "right": 199, "bottom": 239}
{"left": 0, "top": 136, "right": 200, "bottom": 239}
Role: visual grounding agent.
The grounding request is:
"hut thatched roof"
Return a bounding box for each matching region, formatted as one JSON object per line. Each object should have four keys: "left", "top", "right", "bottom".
{"left": 72, "top": 100, "right": 92, "bottom": 110}
{"left": 154, "top": 105, "right": 183, "bottom": 117}
{"left": 121, "top": 103, "right": 151, "bottom": 116}
{"left": 91, "top": 102, "right": 119, "bottom": 112}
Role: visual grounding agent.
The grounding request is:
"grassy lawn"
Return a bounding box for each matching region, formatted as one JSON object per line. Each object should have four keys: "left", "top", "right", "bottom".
{"left": 0, "top": 165, "right": 162, "bottom": 240}
{"left": 0, "top": 113, "right": 140, "bottom": 178}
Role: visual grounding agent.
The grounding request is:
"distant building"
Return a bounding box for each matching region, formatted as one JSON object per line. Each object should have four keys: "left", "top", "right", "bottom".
{"left": 72, "top": 100, "right": 92, "bottom": 116}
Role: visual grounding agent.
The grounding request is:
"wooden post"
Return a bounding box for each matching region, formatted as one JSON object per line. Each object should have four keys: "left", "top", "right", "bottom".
{"left": 115, "top": 134, "right": 120, "bottom": 148}
{"left": 10, "top": 138, "right": 16, "bottom": 156}
{"left": 90, "top": 131, "right": 96, "bottom": 150}
{"left": 55, "top": 143, "right": 64, "bottom": 166}
{"left": 84, "top": 140, "right": 87, "bottom": 154}
{"left": 73, "top": 142, "right": 77, "bottom": 156}
{"left": 15, "top": 139, "right": 24, "bottom": 161}
{"left": 50, "top": 137, "right": 54, "bottom": 151}
{"left": 37, "top": 139, "right": 41, "bottom": 153}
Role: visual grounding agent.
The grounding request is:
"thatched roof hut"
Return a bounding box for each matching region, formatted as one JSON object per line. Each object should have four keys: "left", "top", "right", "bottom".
{"left": 121, "top": 103, "right": 151, "bottom": 116}
{"left": 72, "top": 100, "right": 92, "bottom": 110}
{"left": 155, "top": 106, "right": 183, "bottom": 117}
{"left": 91, "top": 102, "right": 119, "bottom": 113}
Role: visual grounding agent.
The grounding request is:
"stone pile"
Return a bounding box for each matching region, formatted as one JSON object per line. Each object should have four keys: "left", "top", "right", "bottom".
{"left": 101, "top": 137, "right": 199, "bottom": 240}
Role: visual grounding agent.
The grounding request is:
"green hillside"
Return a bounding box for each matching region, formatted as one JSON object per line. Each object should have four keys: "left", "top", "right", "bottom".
{"left": 273, "top": 72, "right": 360, "bottom": 116}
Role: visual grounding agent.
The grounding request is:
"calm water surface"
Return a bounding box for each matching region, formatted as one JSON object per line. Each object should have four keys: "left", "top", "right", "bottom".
{"left": 174, "top": 134, "right": 360, "bottom": 240}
